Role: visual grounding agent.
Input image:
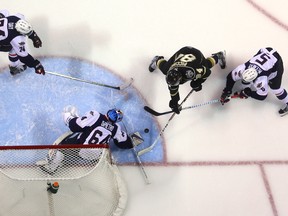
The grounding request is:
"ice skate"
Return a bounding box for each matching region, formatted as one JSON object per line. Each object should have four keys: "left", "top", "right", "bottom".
{"left": 9, "top": 64, "right": 27, "bottom": 75}
{"left": 279, "top": 104, "right": 288, "bottom": 117}
{"left": 38, "top": 164, "right": 57, "bottom": 175}
{"left": 213, "top": 51, "right": 226, "bottom": 69}
{"left": 36, "top": 159, "right": 49, "bottom": 166}
{"left": 36, "top": 151, "right": 64, "bottom": 175}
{"left": 148, "top": 56, "right": 163, "bottom": 72}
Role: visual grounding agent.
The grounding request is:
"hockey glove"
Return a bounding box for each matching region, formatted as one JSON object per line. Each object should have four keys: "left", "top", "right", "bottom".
{"left": 190, "top": 80, "right": 202, "bottom": 92}
{"left": 29, "top": 32, "right": 42, "bottom": 48}
{"left": 62, "top": 105, "right": 79, "bottom": 126}
{"left": 169, "top": 99, "right": 182, "bottom": 114}
{"left": 233, "top": 88, "right": 251, "bottom": 99}
{"left": 34, "top": 60, "right": 45, "bottom": 75}
{"left": 220, "top": 89, "right": 232, "bottom": 105}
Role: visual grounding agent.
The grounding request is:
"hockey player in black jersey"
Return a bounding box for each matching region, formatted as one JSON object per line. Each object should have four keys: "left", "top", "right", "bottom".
{"left": 220, "top": 47, "right": 288, "bottom": 116}
{"left": 0, "top": 10, "right": 45, "bottom": 75}
{"left": 38, "top": 106, "right": 134, "bottom": 174}
{"left": 149, "top": 46, "right": 226, "bottom": 114}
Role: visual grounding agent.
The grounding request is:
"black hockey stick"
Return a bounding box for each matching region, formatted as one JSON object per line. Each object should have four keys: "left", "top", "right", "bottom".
{"left": 138, "top": 89, "right": 194, "bottom": 156}
{"left": 144, "top": 99, "right": 220, "bottom": 116}
{"left": 46, "top": 71, "right": 133, "bottom": 90}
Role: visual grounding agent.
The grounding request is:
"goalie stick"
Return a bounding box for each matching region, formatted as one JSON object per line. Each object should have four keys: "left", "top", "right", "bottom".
{"left": 120, "top": 121, "right": 151, "bottom": 184}
{"left": 130, "top": 132, "right": 151, "bottom": 184}
{"left": 144, "top": 99, "right": 221, "bottom": 116}
{"left": 46, "top": 71, "right": 133, "bottom": 90}
{"left": 138, "top": 89, "right": 194, "bottom": 156}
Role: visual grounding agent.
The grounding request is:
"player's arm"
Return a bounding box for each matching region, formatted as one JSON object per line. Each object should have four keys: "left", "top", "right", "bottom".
{"left": 168, "top": 85, "right": 182, "bottom": 114}
{"left": 249, "top": 76, "right": 268, "bottom": 100}
{"left": 10, "top": 37, "right": 45, "bottom": 75}
{"left": 113, "top": 125, "right": 133, "bottom": 149}
{"left": 220, "top": 70, "right": 238, "bottom": 104}
{"left": 190, "top": 66, "right": 211, "bottom": 92}
{"left": 28, "top": 30, "right": 42, "bottom": 48}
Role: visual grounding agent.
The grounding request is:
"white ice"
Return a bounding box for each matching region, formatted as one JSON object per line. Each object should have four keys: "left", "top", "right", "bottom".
{"left": 1, "top": 0, "right": 288, "bottom": 215}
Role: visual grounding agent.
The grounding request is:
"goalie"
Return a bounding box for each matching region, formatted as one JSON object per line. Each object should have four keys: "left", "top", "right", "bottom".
{"left": 38, "top": 106, "right": 134, "bottom": 174}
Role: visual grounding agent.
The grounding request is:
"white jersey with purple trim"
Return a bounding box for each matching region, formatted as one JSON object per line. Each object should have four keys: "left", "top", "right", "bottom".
{"left": 0, "top": 11, "right": 29, "bottom": 57}
{"left": 231, "top": 48, "right": 279, "bottom": 96}
{"left": 70, "top": 110, "right": 128, "bottom": 145}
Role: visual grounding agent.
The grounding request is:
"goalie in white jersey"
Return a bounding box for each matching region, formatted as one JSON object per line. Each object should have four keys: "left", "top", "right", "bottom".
{"left": 38, "top": 106, "right": 134, "bottom": 174}
{"left": 0, "top": 9, "right": 45, "bottom": 75}
{"left": 220, "top": 47, "right": 288, "bottom": 116}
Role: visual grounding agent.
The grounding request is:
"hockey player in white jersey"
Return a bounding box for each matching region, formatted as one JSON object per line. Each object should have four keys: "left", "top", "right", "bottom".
{"left": 38, "top": 106, "right": 134, "bottom": 174}
{"left": 0, "top": 10, "right": 45, "bottom": 75}
{"left": 220, "top": 47, "right": 288, "bottom": 116}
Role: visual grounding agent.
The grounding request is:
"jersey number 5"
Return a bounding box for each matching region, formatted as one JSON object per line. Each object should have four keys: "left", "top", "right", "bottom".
{"left": 255, "top": 53, "right": 271, "bottom": 65}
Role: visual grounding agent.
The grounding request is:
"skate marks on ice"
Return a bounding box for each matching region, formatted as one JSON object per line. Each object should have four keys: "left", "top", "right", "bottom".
{"left": 0, "top": 57, "right": 163, "bottom": 163}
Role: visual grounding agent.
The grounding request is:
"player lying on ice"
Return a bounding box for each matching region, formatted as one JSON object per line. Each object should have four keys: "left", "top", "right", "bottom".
{"left": 37, "top": 106, "right": 135, "bottom": 175}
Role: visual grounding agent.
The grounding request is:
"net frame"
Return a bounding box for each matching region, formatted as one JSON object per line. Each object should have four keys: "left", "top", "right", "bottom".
{"left": 0, "top": 142, "right": 128, "bottom": 216}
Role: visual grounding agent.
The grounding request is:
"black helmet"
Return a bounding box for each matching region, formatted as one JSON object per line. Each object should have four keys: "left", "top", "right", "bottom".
{"left": 166, "top": 69, "right": 181, "bottom": 86}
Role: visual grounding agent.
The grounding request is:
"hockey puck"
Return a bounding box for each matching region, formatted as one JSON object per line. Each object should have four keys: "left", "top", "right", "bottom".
{"left": 144, "top": 128, "right": 149, "bottom": 133}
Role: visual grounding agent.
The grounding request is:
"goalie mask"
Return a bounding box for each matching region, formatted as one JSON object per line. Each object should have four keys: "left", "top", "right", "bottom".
{"left": 107, "top": 109, "right": 123, "bottom": 123}
{"left": 242, "top": 68, "right": 258, "bottom": 82}
{"left": 166, "top": 69, "right": 182, "bottom": 86}
{"left": 15, "top": 20, "right": 33, "bottom": 35}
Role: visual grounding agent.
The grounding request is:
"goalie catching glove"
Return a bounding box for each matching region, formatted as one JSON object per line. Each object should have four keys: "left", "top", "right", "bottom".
{"left": 62, "top": 105, "right": 79, "bottom": 126}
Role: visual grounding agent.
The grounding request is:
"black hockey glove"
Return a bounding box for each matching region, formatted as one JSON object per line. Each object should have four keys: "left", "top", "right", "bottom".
{"left": 233, "top": 88, "right": 251, "bottom": 99}
{"left": 29, "top": 32, "right": 42, "bottom": 48}
{"left": 169, "top": 99, "right": 182, "bottom": 114}
{"left": 34, "top": 60, "right": 45, "bottom": 75}
{"left": 190, "top": 80, "right": 202, "bottom": 92}
{"left": 220, "top": 88, "right": 232, "bottom": 105}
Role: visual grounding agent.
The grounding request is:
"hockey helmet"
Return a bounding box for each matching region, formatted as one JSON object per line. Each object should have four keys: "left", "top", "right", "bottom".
{"left": 242, "top": 68, "right": 258, "bottom": 82}
{"left": 166, "top": 69, "right": 182, "bottom": 86}
{"left": 15, "top": 20, "right": 33, "bottom": 35}
{"left": 107, "top": 109, "right": 123, "bottom": 123}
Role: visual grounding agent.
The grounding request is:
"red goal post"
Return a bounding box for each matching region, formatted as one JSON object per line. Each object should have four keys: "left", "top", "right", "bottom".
{"left": 0, "top": 141, "right": 128, "bottom": 216}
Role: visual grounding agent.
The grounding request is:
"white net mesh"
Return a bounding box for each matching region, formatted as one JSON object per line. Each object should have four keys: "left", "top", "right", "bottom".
{"left": 0, "top": 144, "right": 128, "bottom": 216}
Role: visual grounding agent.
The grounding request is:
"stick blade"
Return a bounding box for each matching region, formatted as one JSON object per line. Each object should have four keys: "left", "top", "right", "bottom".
{"left": 119, "top": 78, "right": 134, "bottom": 90}
{"left": 137, "top": 147, "right": 152, "bottom": 156}
{"left": 144, "top": 106, "right": 161, "bottom": 116}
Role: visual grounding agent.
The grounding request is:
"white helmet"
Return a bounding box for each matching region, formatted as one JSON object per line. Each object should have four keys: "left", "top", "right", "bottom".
{"left": 242, "top": 68, "right": 258, "bottom": 82}
{"left": 15, "top": 20, "right": 33, "bottom": 35}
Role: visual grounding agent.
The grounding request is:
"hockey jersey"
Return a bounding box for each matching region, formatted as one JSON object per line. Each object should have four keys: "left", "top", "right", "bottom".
{"left": 67, "top": 110, "right": 133, "bottom": 149}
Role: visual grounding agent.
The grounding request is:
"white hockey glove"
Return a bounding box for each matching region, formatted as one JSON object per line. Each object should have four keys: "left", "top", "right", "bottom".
{"left": 62, "top": 105, "right": 79, "bottom": 126}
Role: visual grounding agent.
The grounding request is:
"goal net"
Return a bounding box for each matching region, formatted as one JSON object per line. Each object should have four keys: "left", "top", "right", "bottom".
{"left": 0, "top": 134, "right": 128, "bottom": 216}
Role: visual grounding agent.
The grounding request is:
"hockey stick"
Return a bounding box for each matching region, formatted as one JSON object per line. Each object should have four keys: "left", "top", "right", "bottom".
{"left": 130, "top": 137, "right": 151, "bottom": 184}
{"left": 144, "top": 99, "right": 221, "bottom": 116}
{"left": 46, "top": 71, "right": 133, "bottom": 90}
{"left": 120, "top": 122, "right": 151, "bottom": 184}
{"left": 138, "top": 89, "right": 194, "bottom": 156}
